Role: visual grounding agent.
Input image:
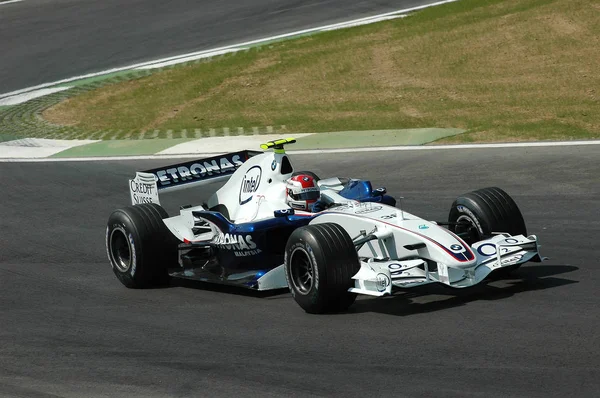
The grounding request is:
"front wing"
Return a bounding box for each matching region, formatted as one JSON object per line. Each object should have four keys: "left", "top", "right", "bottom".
{"left": 350, "top": 234, "right": 543, "bottom": 296}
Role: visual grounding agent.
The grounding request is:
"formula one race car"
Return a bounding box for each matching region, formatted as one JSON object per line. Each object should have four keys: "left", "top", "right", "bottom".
{"left": 106, "top": 138, "right": 543, "bottom": 313}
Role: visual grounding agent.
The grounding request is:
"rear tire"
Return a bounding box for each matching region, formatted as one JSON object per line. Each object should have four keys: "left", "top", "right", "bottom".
{"left": 284, "top": 223, "right": 360, "bottom": 314}
{"left": 106, "top": 203, "right": 178, "bottom": 288}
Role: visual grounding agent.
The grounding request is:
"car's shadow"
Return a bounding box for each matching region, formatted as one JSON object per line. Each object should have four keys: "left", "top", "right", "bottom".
{"left": 168, "top": 277, "right": 290, "bottom": 298}
{"left": 347, "top": 264, "right": 578, "bottom": 316}
{"left": 165, "top": 264, "right": 578, "bottom": 314}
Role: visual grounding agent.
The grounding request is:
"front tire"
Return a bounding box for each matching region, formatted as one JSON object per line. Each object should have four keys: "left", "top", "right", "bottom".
{"left": 106, "top": 203, "right": 177, "bottom": 288}
{"left": 448, "top": 187, "right": 527, "bottom": 244}
{"left": 448, "top": 187, "right": 528, "bottom": 275}
{"left": 284, "top": 223, "right": 360, "bottom": 314}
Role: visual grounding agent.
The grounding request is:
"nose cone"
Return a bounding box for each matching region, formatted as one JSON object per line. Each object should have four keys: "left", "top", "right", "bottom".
{"left": 402, "top": 220, "right": 476, "bottom": 268}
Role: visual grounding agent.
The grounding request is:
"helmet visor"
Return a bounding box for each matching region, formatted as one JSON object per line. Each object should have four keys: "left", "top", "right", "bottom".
{"left": 288, "top": 189, "right": 319, "bottom": 201}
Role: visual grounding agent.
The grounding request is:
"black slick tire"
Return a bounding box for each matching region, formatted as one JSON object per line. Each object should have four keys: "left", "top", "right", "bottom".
{"left": 448, "top": 187, "right": 528, "bottom": 275}
{"left": 284, "top": 223, "right": 360, "bottom": 314}
{"left": 448, "top": 187, "right": 527, "bottom": 244}
{"left": 106, "top": 203, "right": 178, "bottom": 288}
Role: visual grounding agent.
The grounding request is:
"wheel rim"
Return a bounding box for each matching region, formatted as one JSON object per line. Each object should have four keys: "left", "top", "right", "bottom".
{"left": 455, "top": 215, "right": 481, "bottom": 243}
{"left": 110, "top": 228, "right": 132, "bottom": 272}
{"left": 290, "top": 248, "right": 314, "bottom": 294}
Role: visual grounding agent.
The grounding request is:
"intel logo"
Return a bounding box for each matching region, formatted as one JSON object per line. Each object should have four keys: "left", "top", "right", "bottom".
{"left": 239, "top": 166, "right": 262, "bottom": 205}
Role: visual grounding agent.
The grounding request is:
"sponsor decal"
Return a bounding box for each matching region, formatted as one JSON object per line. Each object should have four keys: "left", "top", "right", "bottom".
{"left": 299, "top": 187, "right": 319, "bottom": 193}
{"left": 232, "top": 250, "right": 262, "bottom": 257}
{"left": 388, "top": 263, "right": 404, "bottom": 276}
{"left": 130, "top": 180, "right": 155, "bottom": 195}
{"left": 477, "top": 243, "right": 497, "bottom": 256}
{"left": 505, "top": 238, "right": 519, "bottom": 244}
{"left": 131, "top": 194, "right": 155, "bottom": 205}
{"left": 146, "top": 153, "right": 246, "bottom": 187}
{"left": 128, "top": 233, "right": 137, "bottom": 276}
{"left": 274, "top": 208, "right": 295, "bottom": 217}
{"left": 478, "top": 243, "right": 517, "bottom": 259}
{"left": 213, "top": 232, "right": 262, "bottom": 257}
{"left": 337, "top": 202, "right": 383, "bottom": 214}
{"left": 456, "top": 206, "right": 483, "bottom": 234}
{"left": 239, "top": 166, "right": 262, "bottom": 205}
{"left": 130, "top": 180, "right": 156, "bottom": 204}
{"left": 450, "top": 244, "right": 463, "bottom": 251}
{"left": 418, "top": 224, "right": 429, "bottom": 230}
{"left": 396, "top": 278, "right": 426, "bottom": 286}
{"left": 355, "top": 205, "right": 383, "bottom": 214}
{"left": 381, "top": 213, "right": 397, "bottom": 220}
{"left": 376, "top": 273, "right": 391, "bottom": 292}
{"left": 499, "top": 253, "right": 524, "bottom": 266}
{"left": 129, "top": 172, "right": 160, "bottom": 205}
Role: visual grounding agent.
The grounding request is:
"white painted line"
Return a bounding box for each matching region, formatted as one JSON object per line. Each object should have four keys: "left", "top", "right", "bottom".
{"left": 1, "top": 140, "right": 598, "bottom": 162}
{"left": 0, "top": 86, "right": 72, "bottom": 106}
{"left": 0, "top": 0, "right": 458, "bottom": 100}
{"left": 0, "top": 0, "right": 24, "bottom": 6}
{"left": 321, "top": 15, "right": 407, "bottom": 31}
{"left": 137, "top": 48, "right": 247, "bottom": 70}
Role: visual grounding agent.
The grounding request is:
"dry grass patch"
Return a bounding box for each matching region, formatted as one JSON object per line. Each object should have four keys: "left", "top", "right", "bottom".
{"left": 42, "top": 0, "right": 599, "bottom": 142}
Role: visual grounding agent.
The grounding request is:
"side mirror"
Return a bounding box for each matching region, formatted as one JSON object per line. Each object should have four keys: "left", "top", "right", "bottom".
{"left": 373, "top": 187, "right": 387, "bottom": 196}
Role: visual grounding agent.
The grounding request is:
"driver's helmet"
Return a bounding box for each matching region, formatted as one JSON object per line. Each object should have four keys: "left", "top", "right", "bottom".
{"left": 285, "top": 174, "right": 320, "bottom": 211}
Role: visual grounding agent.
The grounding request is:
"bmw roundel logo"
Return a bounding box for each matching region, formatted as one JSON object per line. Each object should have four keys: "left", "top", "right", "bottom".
{"left": 271, "top": 160, "right": 277, "bottom": 171}
{"left": 302, "top": 176, "right": 310, "bottom": 182}
{"left": 450, "top": 244, "right": 463, "bottom": 251}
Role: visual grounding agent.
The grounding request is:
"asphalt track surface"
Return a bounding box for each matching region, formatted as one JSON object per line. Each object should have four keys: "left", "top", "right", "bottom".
{"left": 1, "top": 146, "right": 599, "bottom": 397}
{"left": 0, "top": 0, "right": 432, "bottom": 94}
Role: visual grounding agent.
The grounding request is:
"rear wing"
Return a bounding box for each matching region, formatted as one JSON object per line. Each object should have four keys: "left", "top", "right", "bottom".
{"left": 129, "top": 150, "right": 261, "bottom": 205}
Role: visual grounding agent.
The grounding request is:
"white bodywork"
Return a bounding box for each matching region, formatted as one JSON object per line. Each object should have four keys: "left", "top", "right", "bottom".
{"left": 204, "top": 151, "right": 293, "bottom": 223}
{"left": 127, "top": 146, "right": 542, "bottom": 294}
{"left": 309, "top": 204, "right": 540, "bottom": 296}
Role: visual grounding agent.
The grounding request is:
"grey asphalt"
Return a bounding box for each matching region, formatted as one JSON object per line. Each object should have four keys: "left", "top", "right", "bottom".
{"left": 1, "top": 146, "right": 599, "bottom": 397}
{"left": 0, "top": 0, "right": 430, "bottom": 95}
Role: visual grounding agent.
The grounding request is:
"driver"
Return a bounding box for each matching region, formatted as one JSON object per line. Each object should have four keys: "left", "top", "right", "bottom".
{"left": 285, "top": 174, "right": 325, "bottom": 212}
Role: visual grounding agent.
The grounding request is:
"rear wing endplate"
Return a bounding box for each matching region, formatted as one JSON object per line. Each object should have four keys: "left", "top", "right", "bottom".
{"left": 129, "top": 150, "right": 261, "bottom": 205}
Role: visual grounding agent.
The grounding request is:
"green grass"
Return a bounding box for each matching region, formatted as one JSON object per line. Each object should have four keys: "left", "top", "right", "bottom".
{"left": 42, "top": 0, "right": 600, "bottom": 143}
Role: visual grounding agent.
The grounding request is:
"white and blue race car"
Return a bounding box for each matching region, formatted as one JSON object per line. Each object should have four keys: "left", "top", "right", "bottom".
{"left": 106, "top": 138, "right": 543, "bottom": 313}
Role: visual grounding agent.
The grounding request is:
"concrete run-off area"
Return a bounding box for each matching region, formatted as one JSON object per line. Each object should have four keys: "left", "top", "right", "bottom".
{"left": 0, "top": 128, "right": 464, "bottom": 159}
